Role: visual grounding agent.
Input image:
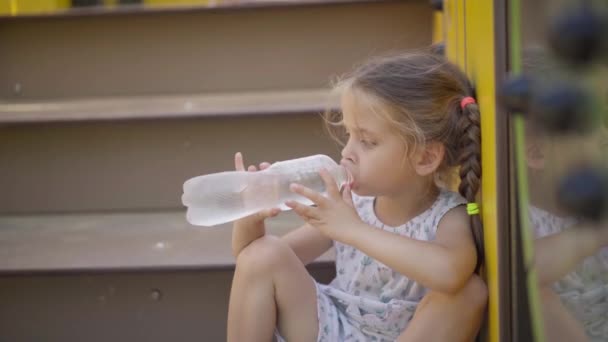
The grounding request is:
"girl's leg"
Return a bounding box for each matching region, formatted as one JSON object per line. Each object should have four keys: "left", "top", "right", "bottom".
{"left": 227, "top": 235, "right": 319, "bottom": 342}
{"left": 397, "top": 275, "right": 488, "bottom": 342}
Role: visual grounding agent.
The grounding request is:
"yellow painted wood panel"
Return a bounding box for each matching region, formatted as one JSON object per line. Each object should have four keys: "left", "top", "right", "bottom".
{"left": 432, "top": 12, "right": 443, "bottom": 44}
{"left": 444, "top": 1, "right": 501, "bottom": 341}
{"left": 0, "top": 0, "right": 69, "bottom": 15}
{"left": 464, "top": 2, "right": 500, "bottom": 342}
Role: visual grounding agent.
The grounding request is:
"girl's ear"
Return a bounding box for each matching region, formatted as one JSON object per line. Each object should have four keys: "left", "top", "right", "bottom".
{"left": 413, "top": 142, "right": 445, "bottom": 176}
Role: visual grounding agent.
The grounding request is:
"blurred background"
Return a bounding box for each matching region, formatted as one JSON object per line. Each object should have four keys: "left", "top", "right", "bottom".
{"left": 515, "top": 1, "right": 608, "bottom": 342}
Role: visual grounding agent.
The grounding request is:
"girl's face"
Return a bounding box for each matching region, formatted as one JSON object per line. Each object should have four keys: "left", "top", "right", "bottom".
{"left": 339, "top": 91, "right": 419, "bottom": 197}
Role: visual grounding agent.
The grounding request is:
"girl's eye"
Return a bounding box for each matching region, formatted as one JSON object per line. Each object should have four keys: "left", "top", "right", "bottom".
{"left": 360, "top": 140, "right": 377, "bottom": 148}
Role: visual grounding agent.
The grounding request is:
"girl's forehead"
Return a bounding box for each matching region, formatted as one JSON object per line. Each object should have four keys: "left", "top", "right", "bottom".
{"left": 340, "top": 90, "right": 391, "bottom": 135}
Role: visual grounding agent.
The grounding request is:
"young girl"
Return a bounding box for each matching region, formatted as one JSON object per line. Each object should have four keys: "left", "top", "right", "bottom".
{"left": 227, "top": 52, "right": 487, "bottom": 342}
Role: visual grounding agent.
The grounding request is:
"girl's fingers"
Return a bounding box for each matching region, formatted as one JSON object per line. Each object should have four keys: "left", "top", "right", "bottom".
{"left": 269, "top": 207, "right": 281, "bottom": 217}
{"left": 244, "top": 207, "right": 280, "bottom": 224}
{"left": 319, "top": 169, "right": 340, "bottom": 199}
{"left": 342, "top": 184, "right": 355, "bottom": 208}
{"left": 234, "top": 152, "right": 270, "bottom": 172}
{"left": 235, "top": 152, "right": 245, "bottom": 171}
{"left": 259, "top": 207, "right": 281, "bottom": 219}
{"left": 285, "top": 200, "right": 318, "bottom": 220}
{"left": 289, "top": 183, "right": 328, "bottom": 207}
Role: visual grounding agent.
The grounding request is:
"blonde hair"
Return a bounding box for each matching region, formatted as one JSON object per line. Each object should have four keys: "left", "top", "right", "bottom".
{"left": 324, "top": 51, "right": 484, "bottom": 271}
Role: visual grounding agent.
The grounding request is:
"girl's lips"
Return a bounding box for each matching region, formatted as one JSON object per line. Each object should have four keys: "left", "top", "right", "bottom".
{"left": 346, "top": 169, "right": 354, "bottom": 187}
{"left": 340, "top": 161, "right": 355, "bottom": 187}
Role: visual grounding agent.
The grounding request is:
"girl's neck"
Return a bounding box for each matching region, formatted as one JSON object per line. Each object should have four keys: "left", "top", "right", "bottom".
{"left": 374, "top": 181, "right": 440, "bottom": 227}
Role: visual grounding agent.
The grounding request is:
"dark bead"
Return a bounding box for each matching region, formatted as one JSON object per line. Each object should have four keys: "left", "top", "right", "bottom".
{"left": 548, "top": 7, "right": 608, "bottom": 66}
{"left": 530, "top": 84, "right": 592, "bottom": 134}
{"left": 430, "top": 0, "right": 443, "bottom": 12}
{"left": 500, "top": 75, "right": 533, "bottom": 114}
{"left": 557, "top": 166, "right": 607, "bottom": 222}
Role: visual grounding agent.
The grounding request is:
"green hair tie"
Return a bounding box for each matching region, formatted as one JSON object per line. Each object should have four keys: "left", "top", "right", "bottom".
{"left": 467, "top": 203, "right": 480, "bottom": 216}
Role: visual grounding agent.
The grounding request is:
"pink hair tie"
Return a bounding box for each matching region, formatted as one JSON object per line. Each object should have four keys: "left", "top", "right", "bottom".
{"left": 460, "top": 96, "right": 476, "bottom": 110}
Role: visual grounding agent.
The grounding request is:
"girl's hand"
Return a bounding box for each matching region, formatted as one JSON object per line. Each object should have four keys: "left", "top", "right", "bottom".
{"left": 233, "top": 152, "right": 280, "bottom": 229}
{"left": 285, "top": 169, "right": 363, "bottom": 243}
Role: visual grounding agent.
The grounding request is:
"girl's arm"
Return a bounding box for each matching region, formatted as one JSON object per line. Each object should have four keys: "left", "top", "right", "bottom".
{"left": 232, "top": 208, "right": 279, "bottom": 257}
{"left": 230, "top": 153, "right": 333, "bottom": 262}
{"left": 231, "top": 153, "right": 281, "bottom": 257}
{"left": 347, "top": 206, "right": 477, "bottom": 294}
{"left": 282, "top": 223, "right": 334, "bottom": 266}
{"left": 285, "top": 170, "right": 476, "bottom": 293}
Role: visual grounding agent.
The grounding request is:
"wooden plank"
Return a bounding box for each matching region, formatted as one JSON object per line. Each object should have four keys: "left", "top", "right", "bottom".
{"left": 0, "top": 0, "right": 407, "bottom": 19}
{"left": 0, "top": 2, "right": 432, "bottom": 100}
{"left": 0, "top": 210, "right": 335, "bottom": 273}
{"left": 0, "top": 114, "right": 342, "bottom": 214}
{"left": 0, "top": 89, "right": 337, "bottom": 123}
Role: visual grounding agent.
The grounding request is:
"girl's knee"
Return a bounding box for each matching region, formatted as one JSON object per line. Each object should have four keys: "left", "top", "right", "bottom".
{"left": 236, "top": 235, "right": 293, "bottom": 274}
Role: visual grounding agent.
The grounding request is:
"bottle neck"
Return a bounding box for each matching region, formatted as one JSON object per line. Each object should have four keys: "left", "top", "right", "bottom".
{"left": 332, "top": 165, "right": 351, "bottom": 188}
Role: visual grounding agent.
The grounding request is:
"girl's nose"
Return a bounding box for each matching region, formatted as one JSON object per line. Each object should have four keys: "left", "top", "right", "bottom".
{"left": 341, "top": 141, "right": 356, "bottom": 163}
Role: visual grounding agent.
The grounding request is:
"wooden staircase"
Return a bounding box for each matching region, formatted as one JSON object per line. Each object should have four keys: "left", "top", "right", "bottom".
{"left": 0, "top": 1, "right": 433, "bottom": 340}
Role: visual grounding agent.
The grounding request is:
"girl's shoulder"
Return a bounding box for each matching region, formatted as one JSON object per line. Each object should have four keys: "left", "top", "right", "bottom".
{"left": 349, "top": 189, "right": 466, "bottom": 228}
{"left": 427, "top": 189, "right": 467, "bottom": 226}
{"left": 435, "top": 189, "right": 467, "bottom": 211}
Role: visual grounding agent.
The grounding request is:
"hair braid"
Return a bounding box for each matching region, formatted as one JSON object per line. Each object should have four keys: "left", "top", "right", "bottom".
{"left": 456, "top": 100, "right": 484, "bottom": 273}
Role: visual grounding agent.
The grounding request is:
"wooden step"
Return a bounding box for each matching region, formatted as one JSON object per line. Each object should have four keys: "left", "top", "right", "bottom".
{"left": 0, "top": 209, "right": 335, "bottom": 274}
{"left": 1, "top": 0, "right": 404, "bottom": 19}
{"left": 0, "top": 88, "right": 337, "bottom": 124}
{"left": 0, "top": 1, "right": 432, "bottom": 102}
{"left": 0, "top": 208, "right": 336, "bottom": 342}
{"left": 0, "top": 114, "right": 343, "bottom": 214}
{"left": 0, "top": 262, "right": 336, "bottom": 342}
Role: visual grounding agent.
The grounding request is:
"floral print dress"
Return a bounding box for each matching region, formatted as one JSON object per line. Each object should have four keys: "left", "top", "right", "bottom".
{"left": 277, "top": 189, "right": 466, "bottom": 342}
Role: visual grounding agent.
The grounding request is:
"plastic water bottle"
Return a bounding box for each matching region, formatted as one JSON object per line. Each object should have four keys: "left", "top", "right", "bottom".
{"left": 182, "top": 154, "right": 351, "bottom": 227}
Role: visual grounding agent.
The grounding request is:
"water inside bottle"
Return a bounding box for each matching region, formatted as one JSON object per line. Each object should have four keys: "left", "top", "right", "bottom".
{"left": 268, "top": 164, "right": 348, "bottom": 211}
{"left": 182, "top": 155, "right": 350, "bottom": 226}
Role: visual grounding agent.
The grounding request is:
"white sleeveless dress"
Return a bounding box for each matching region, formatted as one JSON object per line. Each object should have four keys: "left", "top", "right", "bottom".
{"left": 277, "top": 189, "right": 466, "bottom": 342}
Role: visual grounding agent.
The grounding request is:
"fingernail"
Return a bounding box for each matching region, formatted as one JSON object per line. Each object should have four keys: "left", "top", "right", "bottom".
{"left": 290, "top": 183, "right": 298, "bottom": 191}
